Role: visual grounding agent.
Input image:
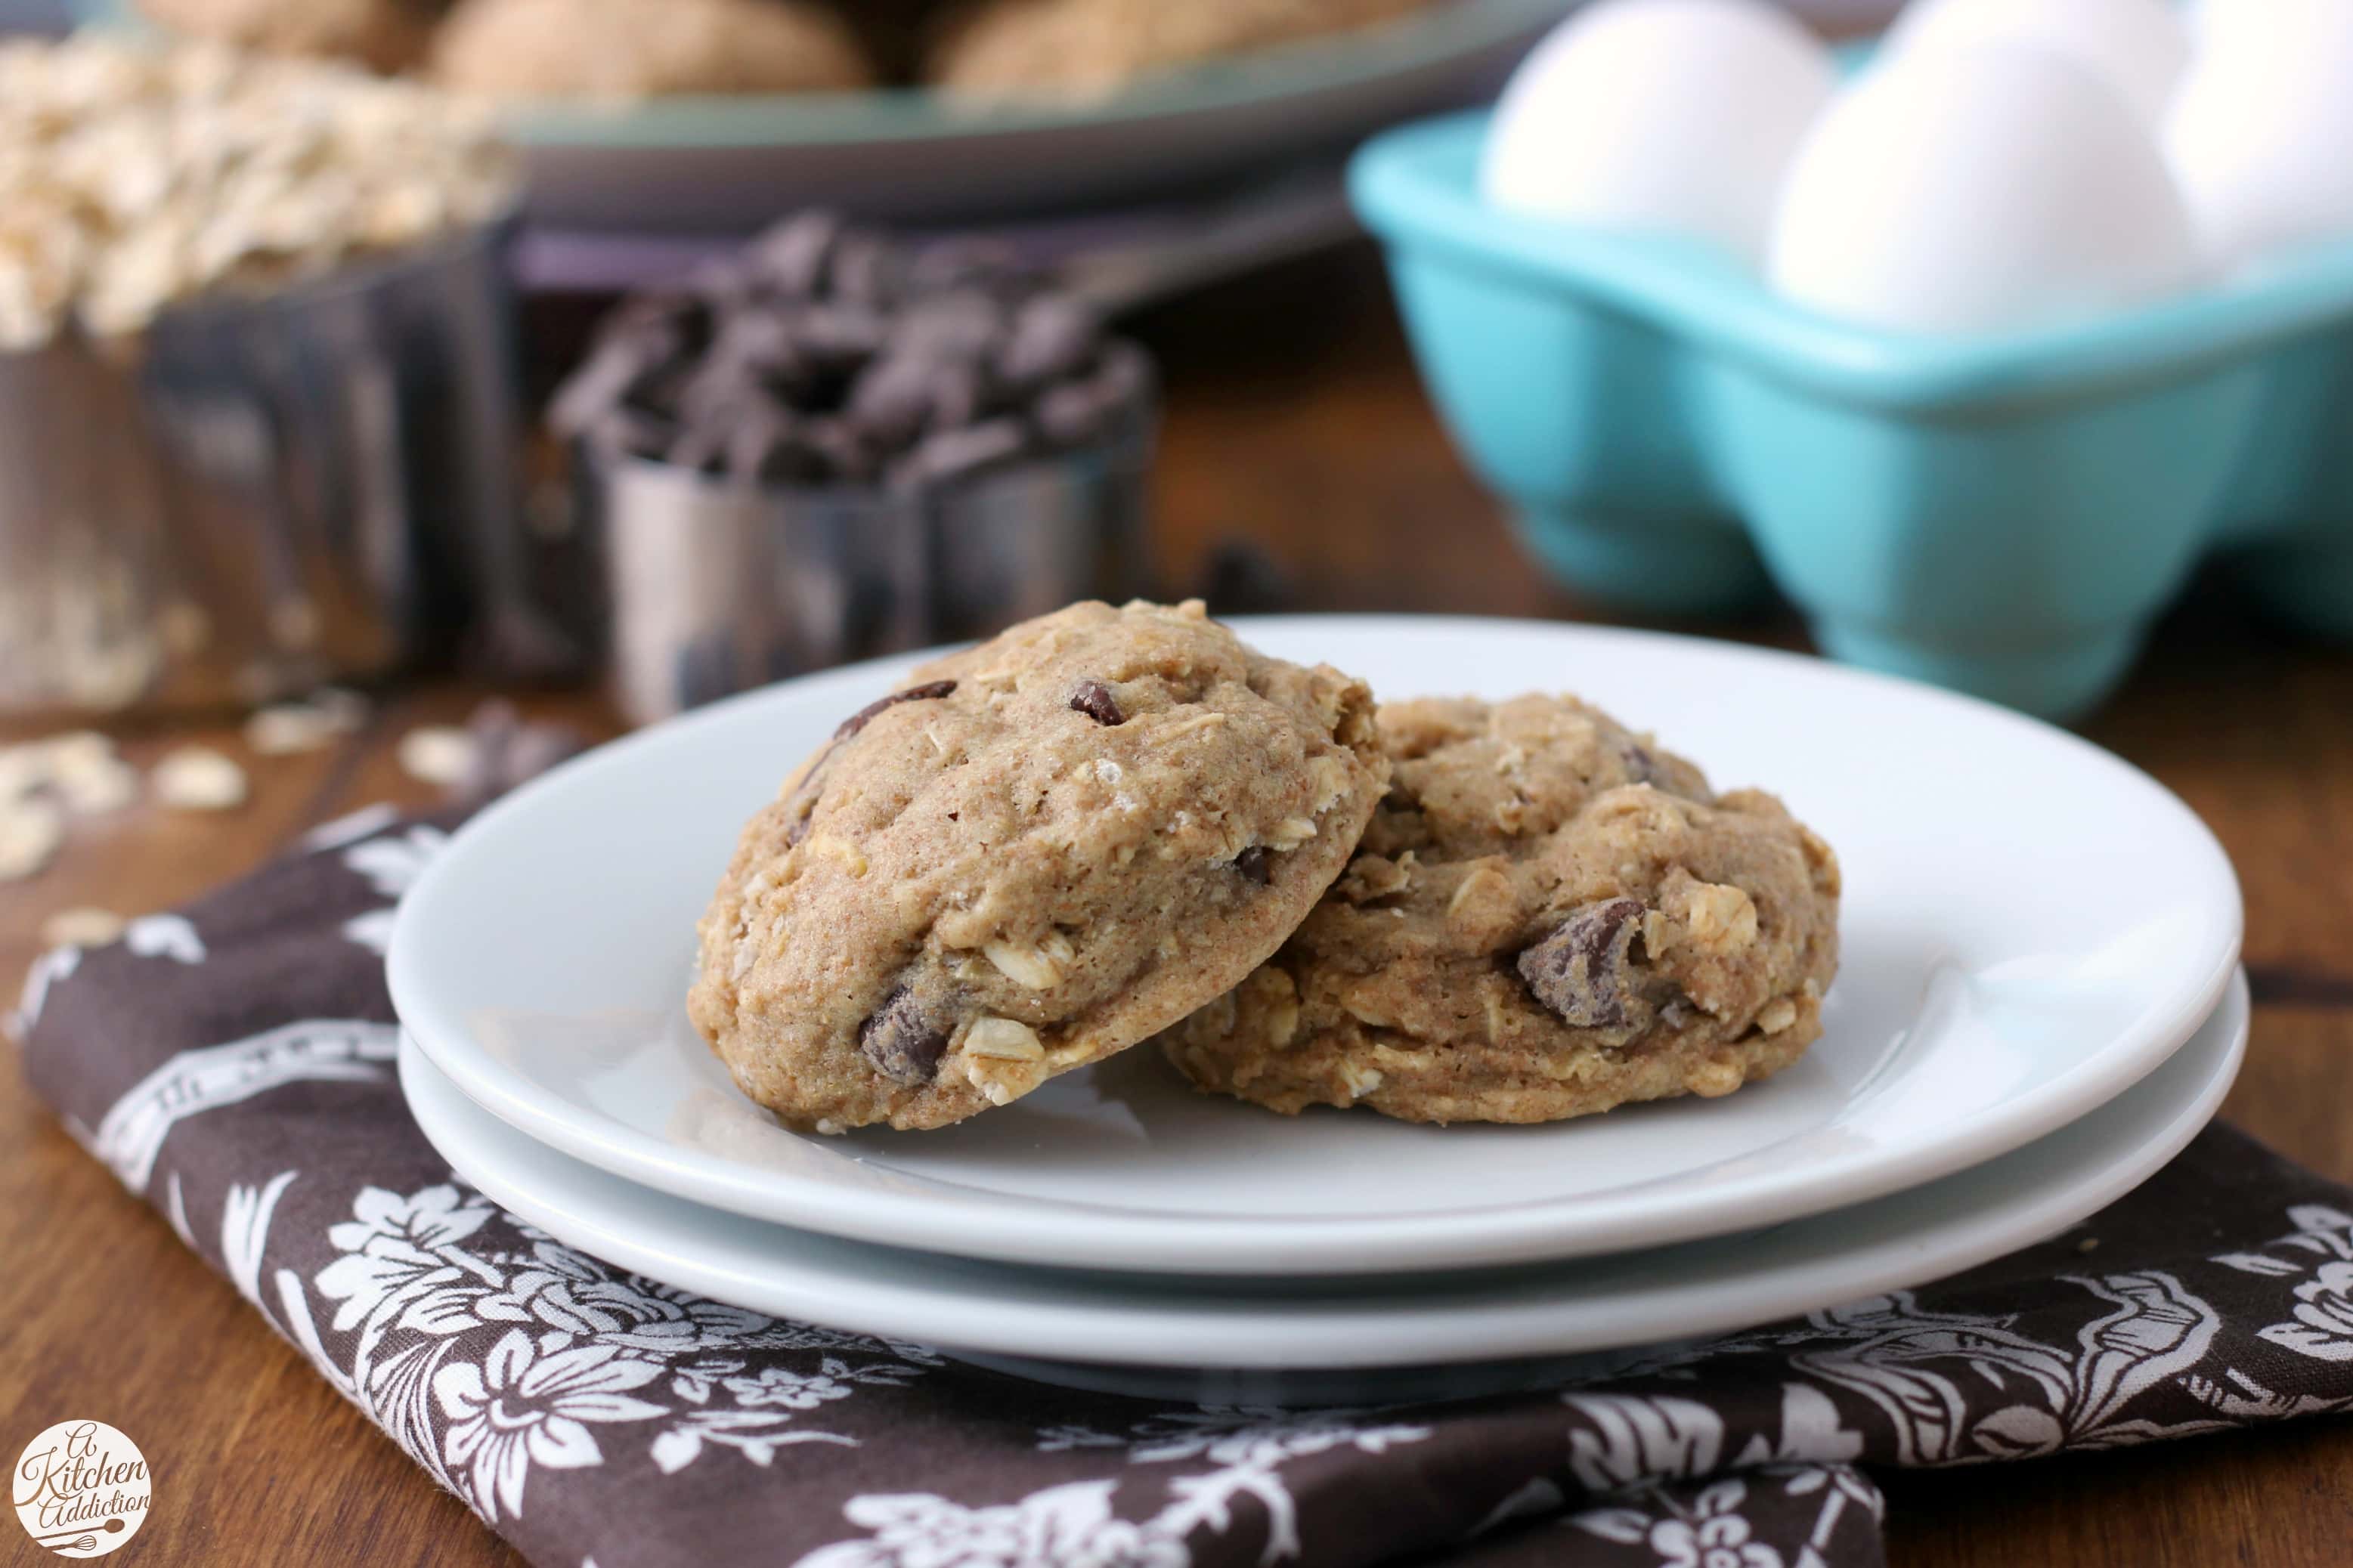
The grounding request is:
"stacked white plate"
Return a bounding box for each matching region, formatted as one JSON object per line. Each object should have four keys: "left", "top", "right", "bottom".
{"left": 389, "top": 617, "right": 2246, "bottom": 1403}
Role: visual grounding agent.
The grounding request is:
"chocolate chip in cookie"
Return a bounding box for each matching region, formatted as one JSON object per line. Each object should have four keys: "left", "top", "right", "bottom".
{"left": 1518, "top": 898, "right": 1647, "bottom": 1028}
{"left": 859, "top": 989, "right": 950, "bottom": 1084}
{"left": 1069, "top": 679, "right": 1125, "bottom": 725}
{"left": 785, "top": 679, "right": 961, "bottom": 844}
{"left": 1232, "top": 846, "right": 1273, "bottom": 884}
{"left": 835, "top": 679, "right": 958, "bottom": 741}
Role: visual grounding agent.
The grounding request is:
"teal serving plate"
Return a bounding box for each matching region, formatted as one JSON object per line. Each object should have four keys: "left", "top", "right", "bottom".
{"left": 1351, "top": 109, "right": 2353, "bottom": 717}
{"left": 73, "top": 0, "right": 1574, "bottom": 229}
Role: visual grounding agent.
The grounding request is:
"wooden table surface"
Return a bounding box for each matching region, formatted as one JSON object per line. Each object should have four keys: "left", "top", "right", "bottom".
{"left": 5, "top": 248, "right": 2352, "bottom": 1566}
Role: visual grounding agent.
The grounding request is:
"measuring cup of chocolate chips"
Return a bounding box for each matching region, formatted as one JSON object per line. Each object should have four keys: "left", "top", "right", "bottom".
{"left": 555, "top": 212, "right": 1158, "bottom": 725}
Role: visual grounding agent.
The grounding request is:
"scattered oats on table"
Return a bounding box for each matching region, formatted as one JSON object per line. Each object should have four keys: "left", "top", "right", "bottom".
{"left": 0, "top": 733, "right": 137, "bottom": 816}
{"left": 49, "top": 749, "right": 140, "bottom": 816}
{"left": 152, "top": 746, "right": 249, "bottom": 812}
{"left": 0, "top": 797, "right": 65, "bottom": 883}
{"left": 245, "top": 689, "right": 370, "bottom": 755}
{"left": 246, "top": 706, "right": 340, "bottom": 756}
{"left": 39, "top": 907, "right": 127, "bottom": 949}
{"left": 398, "top": 725, "right": 479, "bottom": 788}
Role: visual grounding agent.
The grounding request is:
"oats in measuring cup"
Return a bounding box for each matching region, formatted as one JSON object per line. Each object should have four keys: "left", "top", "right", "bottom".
{"left": 0, "top": 30, "right": 519, "bottom": 349}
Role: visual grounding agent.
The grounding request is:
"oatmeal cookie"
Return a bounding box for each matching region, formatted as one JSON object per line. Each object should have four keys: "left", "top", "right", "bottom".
{"left": 927, "top": 0, "right": 1438, "bottom": 95}
{"left": 139, "top": 0, "right": 444, "bottom": 73}
{"left": 432, "top": 0, "right": 872, "bottom": 97}
{"left": 688, "top": 599, "right": 1387, "bottom": 1132}
{"left": 1160, "top": 694, "right": 1841, "bottom": 1124}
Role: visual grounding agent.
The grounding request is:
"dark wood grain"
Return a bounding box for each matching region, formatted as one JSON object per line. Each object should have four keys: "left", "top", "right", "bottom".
{"left": 5, "top": 246, "right": 2351, "bottom": 1567}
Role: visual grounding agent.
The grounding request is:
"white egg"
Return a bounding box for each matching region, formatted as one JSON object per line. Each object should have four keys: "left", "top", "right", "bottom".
{"left": 1480, "top": 0, "right": 1837, "bottom": 264}
{"left": 2165, "top": 0, "right": 2353, "bottom": 268}
{"left": 1881, "top": 0, "right": 2188, "bottom": 125}
{"left": 1767, "top": 45, "right": 2204, "bottom": 334}
{"left": 2184, "top": 0, "right": 2294, "bottom": 50}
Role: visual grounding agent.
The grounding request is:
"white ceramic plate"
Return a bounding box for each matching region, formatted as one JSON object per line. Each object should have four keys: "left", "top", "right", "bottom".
{"left": 399, "top": 972, "right": 2247, "bottom": 1392}
{"left": 390, "top": 617, "right": 2243, "bottom": 1276}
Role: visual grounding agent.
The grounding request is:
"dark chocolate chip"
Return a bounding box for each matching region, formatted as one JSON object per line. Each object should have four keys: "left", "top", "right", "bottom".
{"left": 1069, "top": 679, "right": 1124, "bottom": 725}
{"left": 894, "top": 289, "right": 1008, "bottom": 362}
{"left": 1625, "top": 744, "right": 1656, "bottom": 784}
{"left": 847, "top": 351, "right": 940, "bottom": 449}
{"left": 726, "top": 407, "right": 827, "bottom": 486}
{"left": 664, "top": 420, "right": 731, "bottom": 476}
{"left": 587, "top": 406, "right": 676, "bottom": 462}
{"left": 1517, "top": 898, "right": 1648, "bottom": 1028}
{"left": 1034, "top": 378, "right": 1116, "bottom": 447}
{"left": 712, "top": 309, "right": 807, "bottom": 376}
{"left": 804, "top": 416, "right": 881, "bottom": 483}
{"left": 550, "top": 336, "right": 663, "bottom": 438}
{"left": 894, "top": 419, "right": 1028, "bottom": 488}
{"left": 997, "top": 296, "right": 1099, "bottom": 390}
{"left": 1035, "top": 345, "right": 1148, "bottom": 448}
{"left": 858, "top": 988, "right": 949, "bottom": 1085}
{"left": 926, "top": 360, "right": 995, "bottom": 431}
{"left": 675, "top": 357, "right": 769, "bottom": 428}
{"left": 794, "top": 305, "right": 887, "bottom": 372}
{"left": 785, "top": 812, "right": 812, "bottom": 848}
{"left": 834, "top": 679, "right": 958, "bottom": 740}
{"left": 748, "top": 211, "right": 844, "bottom": 298}
{"left": 1233, "top": 846, "right": 1273, "bottom": 884}
{"left": 1090, "top": 342, "right": 1150, "bottom": 404}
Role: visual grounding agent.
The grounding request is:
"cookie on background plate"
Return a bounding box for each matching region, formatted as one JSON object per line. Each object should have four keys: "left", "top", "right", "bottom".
{"left": 927, "top": 0, "right": 1439, "bottom": 95}
{"left": 689, "top": 599, "right": 1388, "bottom": 1131}
{"left": 432, "top": 0, "right": 873, "bottom": 97}
{"left": 138, "top": 0, "right": 444, "bottom": 73}
{"left": 1160, "top": 694, "right": 1841, "bottom": 1124}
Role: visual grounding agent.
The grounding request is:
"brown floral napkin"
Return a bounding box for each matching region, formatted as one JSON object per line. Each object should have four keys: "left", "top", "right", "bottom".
{"left": 15, "top": 807, "right": 2353, "bottom": 1568}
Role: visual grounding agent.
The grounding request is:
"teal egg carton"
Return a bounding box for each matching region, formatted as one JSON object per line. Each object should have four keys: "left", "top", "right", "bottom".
{"left": 1351, "top": 109, "right": 2353, "bottom": 718}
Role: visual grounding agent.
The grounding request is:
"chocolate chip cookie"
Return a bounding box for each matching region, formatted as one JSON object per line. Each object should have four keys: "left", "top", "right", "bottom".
{"left": 688, "top": 599, "right": 1387, "bottom": 1132}
{"left": 1159, "top": 695, "right": 1841, "bottom": 1125}
{"left": 140, "top": 0, "right": 444, "bottom": 73}
{"left": 927, "top": 0, "right": 1439, "bottom": 96}
{"left": 433, "top": 0, "right": 872, "bottom": 97}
